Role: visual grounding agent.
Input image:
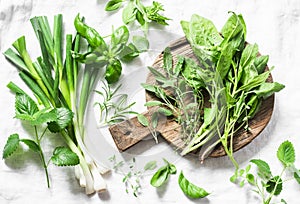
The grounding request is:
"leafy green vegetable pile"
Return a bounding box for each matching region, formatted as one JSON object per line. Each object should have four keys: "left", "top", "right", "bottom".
{"left": 231, "top": 140, "right": 300, "bottom": 204}
{"left": 143, "top": 12, "right": 285, "bottom": 171}
{"left": 2, "top": 13, "right": 146, "bottom": 194}
{"left": 105, "top": 0, "right": 171, "bottom": 33}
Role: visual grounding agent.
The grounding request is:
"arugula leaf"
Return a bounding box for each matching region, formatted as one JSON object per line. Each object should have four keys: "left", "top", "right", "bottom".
{"left": 178, "top": 171, "right": 209, "bottom": 199}
{"left": 250, "top": 159, "right": 272, "bottom": 180}
{"left": 3, "top": 134, "right": 20, "bottom": 159}
{"left": 105, "top": 0, "right": 123, "bottom": 11}
{"left": 277, "top": 140, "right": 295, "bottom": 167}
{"left": 266, "top": 176, "right": 283, "bottom": 196}
{"left": 51, "top": 146, "right": 79, "bottom": 166}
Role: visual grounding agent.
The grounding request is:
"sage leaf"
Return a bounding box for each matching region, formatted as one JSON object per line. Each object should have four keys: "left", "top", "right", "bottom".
{"left": 3, "top": 134, "right": 20, "bottom": 159}
{"left": 137, "top": 114, "right": 149, "bottom": 127}
{"left": 51, "top": 146, "right": 79, "bottom": 166}
{"left": 144, "top": 161, "right": 157, "bottom": 171}
{"left": 277, "top": 140, "right": 295, "bottom": 167}
{"left": 178, "top": 171, "right": 210, "bottom": 199}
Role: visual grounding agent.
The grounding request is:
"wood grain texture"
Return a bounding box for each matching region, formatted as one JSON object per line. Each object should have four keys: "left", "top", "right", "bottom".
{"left": 109, "top": 37, "right": 274, "bottom": 157}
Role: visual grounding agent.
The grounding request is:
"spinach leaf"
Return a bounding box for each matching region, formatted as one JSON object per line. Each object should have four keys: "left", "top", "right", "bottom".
{"left": 254, "top": 82, "right": 285, "bottom": 99}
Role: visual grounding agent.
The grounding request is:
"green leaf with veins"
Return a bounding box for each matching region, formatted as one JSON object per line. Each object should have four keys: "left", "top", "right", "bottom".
{"left": 122, "top": 1, "right": 136, "bottom": 24}
{"left": 51, "top": 146, "right": 79, "bottom": 166}
{"left": 266, "top": 176, "right": 282, "bottom": 196}
{"left": 30, "top": 108, "right": 58, "bottom": 126}
{"left": 178, "top": 171, "right": 210, "bottom": 199}
{"left": 111, "top": 25, "right": 129, "bottom": 49}
{"left": 15, "top": 93, "right": 39, "bottom": 119}
{"left": 3, "top": 134, "right": 20, "bottom": 159}
{"left": 277, "top": 140, "right": 295, "bottom": 167}
{"left": 20, "top": 139, "right": 40, "bottom": 152}
{"left": 48, "top": 107, "right": 73, "bottom": 133}
{"left": 132, "top": 36, "right": 149, "bottom": 52}
{"left": 250, "top": 159, "right": 272, "bottom": 180}
{"left": 105, "top": 0, "right": 123, "bottom": 11}
{"left": 144, "top": 161, "right": 157, "bottom": 171}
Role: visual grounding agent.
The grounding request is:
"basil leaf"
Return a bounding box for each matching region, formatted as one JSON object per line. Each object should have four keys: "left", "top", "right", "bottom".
{"left": 178, "top": 171, "right": 210, "bottom": 199}
{"left": 150, "top": 166, "right": 169, "bottom": 187}
{"left": 132, "top": 35, "right": 149, "bottom": 52}
{"left": 111, "top": 25, "right": 129, "bottom": 49}
{"left": 3, "top": 134, "right": 20, "bottom": 159}
{"left": 105, "top": 59, "right": 122, "bottom": 84}
{"left": 105, "top": 0, "right": 123, "bottom": 11}
{"left": 122, "top": 1, "right": 136, "bottom": 24}
{"left": 119, "top": 43, "right": 139, "bottom": 61}
{"left": 277, "top": 140, "right": 295, "bottom": 167}
{"left": 51, "top": 146, "right": 79, "bottom": 166}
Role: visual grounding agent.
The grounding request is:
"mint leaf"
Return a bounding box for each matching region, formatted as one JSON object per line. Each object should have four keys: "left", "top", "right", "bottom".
{"left": 20, "top": 139, "right": 40, "bottom": 152}
{"left": 51, "top": 147, "right": 79, "bottom": 166}
{"left": 250, "top": 159, "right": 272, "bottom": 180}
{"left": 277, "top": 140, "right": 295, "bottom": 167}
{"left": 15, "top": 93, "right": 39, "bottom": 120}
{"left": 3, "top": 134, "right": 20, "bottom": 159}
{"left": 48, "top": 107, "right": 73, "bottom": 133}
{"left": 31, "top": 108, "right": 57, "bottom": 126}
{"left": 266, "top": 176, "right": 282, "bottom": 196}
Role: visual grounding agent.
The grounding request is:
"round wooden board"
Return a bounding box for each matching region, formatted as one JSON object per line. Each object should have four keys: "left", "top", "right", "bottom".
{"left": 146, "top": 37, "right": 275, "bottom": 157}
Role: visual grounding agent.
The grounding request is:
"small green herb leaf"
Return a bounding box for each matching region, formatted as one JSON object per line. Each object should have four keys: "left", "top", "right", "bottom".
{"left": 20, "top": 139, "right": 40, "bottom": 152}
{"left": 246, "top": 173, "right": 255, "bottom": 185}
{"left": 157, "top": 107, "right": 173, "bottom": 116}
{"left": 105, "top": 59, "right": 122, "bottom": 84}
{"left": 266, "top": 176, "right": 282, "bottom": 196}
{"left": 150, "top": 166, "right": 169, "bottom": 187}
{"left": 51, "top": 146, "right": 79, "bottom": 166}
{"left": 30, "top": 108, "right": 57, "bottom": 126}
{"left": 277, "top": 140, "right": 295, "bottom": 167}
{"left": 144, "top": 161, "right": 157, "bottom": 171}
{"left": 105, "top": 0, "right": 123, "bottom": 11}
{"left": 48, "top": 107, "right": 73, "bottom": 133}
{"left": 178, "top": 171, "right": 210, "bottom": 199}
{"left": 111, "top": 25, "right": 129, "bottom": 49}
{"left": 137, "top": 114, "right": 149, "bottom": 127}
{"left": 250, "top": 159, "right": 272, "bottom": 180}
{"left": 254, "top": 82, "right": 285, "bottom": 99}
{"left": 122, "top": 1, "right": 136, "bottom": 24}
{"left": 132, "top": 35, "right": 149, "bottom": 52}
{"left": 3, "top": 134, "right": 20, "bottom": 159}
{"left": 15, "top": 93, "right": 39, "bottom": 120}
{"left": 144, "top": 101, "right": 163, "bottom": 107}
{"left": 294, "top": 171, "right": 300, "bottom": 185}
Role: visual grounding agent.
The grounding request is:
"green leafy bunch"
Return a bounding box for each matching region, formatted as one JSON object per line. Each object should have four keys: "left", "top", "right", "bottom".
{"left": 3, "top": 93, "right": 79, "bottom": 187}
{"left": 231, "top": 140, "right": 300, "bottom": 204}
{"left": 179, "top": 12, "right": 285, "bottom": 167}
{"left": 105, "top": 0, "right": 171, "bottom": 33}
{"left": 73, "top": 14, "right": 149, "bottom": 84}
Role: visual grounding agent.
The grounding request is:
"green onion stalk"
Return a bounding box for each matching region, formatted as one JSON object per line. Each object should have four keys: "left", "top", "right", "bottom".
{"left": 4, "top": 14, "right": 109, "bottom": 194}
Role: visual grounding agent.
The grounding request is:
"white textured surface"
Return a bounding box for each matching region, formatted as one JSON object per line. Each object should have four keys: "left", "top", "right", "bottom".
{"left": 0, "top": 0, "right": 299, "bottom": 203}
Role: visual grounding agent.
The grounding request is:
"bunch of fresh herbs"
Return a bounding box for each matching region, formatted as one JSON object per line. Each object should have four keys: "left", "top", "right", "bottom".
{"left": 105, "top": 0, "right": 171, "bottom": 33}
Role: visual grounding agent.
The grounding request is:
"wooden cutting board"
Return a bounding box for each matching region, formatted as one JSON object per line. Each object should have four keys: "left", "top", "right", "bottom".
{"left": 109, "top": 37, "right": 274, "bottom": 157}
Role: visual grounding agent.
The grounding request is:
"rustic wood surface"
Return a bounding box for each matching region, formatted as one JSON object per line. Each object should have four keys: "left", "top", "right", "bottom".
{"left": 109, "top": 37, "right": 274, "bottom": 157}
